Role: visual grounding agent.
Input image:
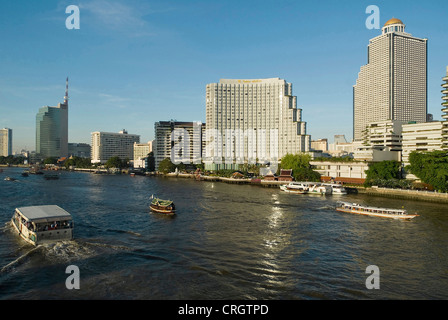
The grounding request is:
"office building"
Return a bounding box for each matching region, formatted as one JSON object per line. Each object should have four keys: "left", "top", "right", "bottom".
{"left": 442, "top": 66, "right": 448, "bottom": 150}
{"left": 91, "top": 129, "right": 140, "bottom": 164}
{"left": 0, "top": 128, "right": 12, "bottom": 156}
{"left": 154, "top": 121, "right": 205, "bottom": 170}
{"left": 362, "top": 120, "right": 403, "bottom": 151}
{"left": 68, "top": 143, "right": 91, "bottom": 158}
{"left": 401, "top": 121, "right": 443, "bottom": 166}
{"left": 311, "top": 139, "right": 328, "bottom": 152}
{"left": 353, "top": 18, "right": 427, "bottom": 141}
{"left": 36, "top": 78, "right": 69, "bottom": 159}
{"left": 205, "top": 78, "right": 310, "bottom": 170}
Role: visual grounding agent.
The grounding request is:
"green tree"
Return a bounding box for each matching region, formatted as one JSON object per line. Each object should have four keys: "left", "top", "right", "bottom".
{"left": 158, "top": 158, "right": 176, "bottom": 174}
{"left": 365, "top": 161, "right": 401, "bottom": 181}
{"left": 280, "top": 153, "right": 321, "bottom": 182}
{"left": 147, "top": 152, "right": 155, "bottom": 172}
{"left": 43, "top": 157, "right": 58, "bottom": 165}
{"left": 105, "top": 156, "right": 124, "bottom": 169}
{"left": 408, "top": 151, "right": 448, "bottom": 192}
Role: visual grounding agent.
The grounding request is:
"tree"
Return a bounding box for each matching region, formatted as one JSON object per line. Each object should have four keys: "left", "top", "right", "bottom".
{"left": 365, "top": 161, "right": 401, "bottom": 182}
{"left": 43, "top": 157, "right": 58, "bottom": 165}
{"left": 147, "top": 152, "right": 155, "bottom": 172}
{"left": 158, "top": 158, "right": 176, "bottom": 174}
{"left": 105, "top": 156, "right": 124, "bottom": 169}
{"left": 408, "top": 151, "right": 448, "bottom": 192}
{"left": 280, "top": 153, "right": 321, "bottom": 182}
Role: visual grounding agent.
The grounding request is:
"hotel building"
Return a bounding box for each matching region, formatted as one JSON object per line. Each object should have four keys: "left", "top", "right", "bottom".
{"left": 36, "top": 78, "right": 69, "bottom": 159}
{"left": 401, "top": 121, "right": 443, "bottom": 166}
{"left": 154, "top": 121, "right": 205, "bottom": 171}
{"left": 205, "top": 78, "right": 310, "bottom": 170}
{"left": 0, "top": 128, "right": 12, "bottom": 156}
{"left": 353, "top": 18, "right": 428, "bottom": 141}
{"left": 442, "top": 66, "right": 448, "bottom": 150}
{"left": 133, "top": 141, "right": 153, "bottom": 168}
{"left": 91, "top": 129, "right": 140, "bottom": 164}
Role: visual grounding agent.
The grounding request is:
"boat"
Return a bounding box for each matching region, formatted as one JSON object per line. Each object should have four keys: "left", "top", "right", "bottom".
{"left": 4, "top": 176, "right": 16, "bottom": 181}
{"left": 280, "top": 182, "right": 309, "bottom": 194}
{"left": 322, "top": 183, "right": 347, "bottom": 195}
{"left": 150, "top": 196, "right": 176, "bottom": 215}
{"left": 10, "top": 205, "right": 74, "bottom": 246}
{"left": 336, "top": 201, "right": 419, "bottom": 220}
{"left": 21, "top": 171, "right": 29, "bottom": 177}
{"left": 281, "top": 182, "right": 331, "bottom": 195}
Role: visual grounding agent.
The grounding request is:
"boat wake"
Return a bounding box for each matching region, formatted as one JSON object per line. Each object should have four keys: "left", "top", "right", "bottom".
{"left": 0, "top": 245, "right": 43, "bottom": 273}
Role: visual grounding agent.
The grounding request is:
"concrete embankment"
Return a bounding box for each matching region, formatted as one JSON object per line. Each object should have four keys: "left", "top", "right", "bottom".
{"left": 349, "top": 186, "right": 448, "bottom": 204}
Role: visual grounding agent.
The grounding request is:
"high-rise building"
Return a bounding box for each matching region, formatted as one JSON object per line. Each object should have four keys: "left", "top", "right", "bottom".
{"left": 68, "top": 143, "right": 91, "bottom": 158}
{"left": 91, "top": 129, "right": 140, "bottom": 164}
{"left": 154, "top": 121, "right": 205, "bottom": 171}
{"left": 205, "top": 78, "right": 310, "bottom": 170}
{"left": 442, "top": 66, "right": 448, "bottom": 150}
{"left": 353, "top": 18, "right": 428, "bottom": 141}
{"left": 0, "top": 128, "right": 12, "bottom": 156}
{"left": 36, "top": 78, "right": 69, "bottom": 159}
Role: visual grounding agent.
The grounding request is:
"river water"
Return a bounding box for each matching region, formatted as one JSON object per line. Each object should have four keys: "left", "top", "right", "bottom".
{"left": 1, "top": 167, "right": 448, "bottom": 300}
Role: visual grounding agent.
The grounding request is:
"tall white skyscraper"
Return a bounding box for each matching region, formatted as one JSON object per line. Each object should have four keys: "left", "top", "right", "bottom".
{"left": 353, "top": 18, "right": 428, "bottom": 141}
{"left": 442, "top": 66, "right": 448, "bottom": 150}
{"left": 36, "top": 78, "right": 69, "bottom": 159}
{"left": 0, "top": 128, "right": 12, "bottom": 156}
{"left": 205, "top": 78, "right": 310, "bottom": 170}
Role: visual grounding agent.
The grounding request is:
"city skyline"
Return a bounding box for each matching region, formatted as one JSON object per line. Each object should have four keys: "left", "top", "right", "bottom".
{"left": 1, "top": 0, "right": 447, "bottom": 153}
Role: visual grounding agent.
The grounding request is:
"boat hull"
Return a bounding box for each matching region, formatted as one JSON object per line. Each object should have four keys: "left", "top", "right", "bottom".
{"left": 336, "top": 208, "right": 418, "bottom": 220}
{"left": 150, "top": 205, "right": 175, "bottom": 215}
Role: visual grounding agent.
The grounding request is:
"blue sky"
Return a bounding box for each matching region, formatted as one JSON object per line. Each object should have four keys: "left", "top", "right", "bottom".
{"left": 1, "top": 0, "right": 447, "bottom": 152}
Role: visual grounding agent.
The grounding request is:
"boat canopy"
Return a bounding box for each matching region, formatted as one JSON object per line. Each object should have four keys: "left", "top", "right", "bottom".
{"left": 151, "top": 198, "right": 174, "bottom": 206}
{"left": 16, "top": 205, "right": 72, "bottom": 224}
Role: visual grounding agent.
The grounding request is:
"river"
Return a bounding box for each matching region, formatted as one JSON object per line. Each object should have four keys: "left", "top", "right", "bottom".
{"left": 1, "top": 167, "right": 447, "bottom": 300}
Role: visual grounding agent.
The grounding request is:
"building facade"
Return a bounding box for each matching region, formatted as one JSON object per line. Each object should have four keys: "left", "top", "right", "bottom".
{"left": 205, "top": 78, "right": 310, "bottom": 170}
{"left": 91, "top": 130, "right": 140, "bottom": 164}
{"left": 154, "top": 121, "right": 205, "bottom": 171}
{"left": 36, "top": 78, "right": 69, "bottom": 159}
{"left": 68, "top": 143, "right": 91, "bottom": 158}
{"left": 401, "top": 121, "right": 443, "bottom": 166}
{"left": 353, "top": 18, "right": 427, "bottom": 141}
{"left": 362, "top": 120, "right": 403, "bottom": 151}
{"left": 442, "top": 66, "right": 448, "bottom": 150}
{"left": 0, "top": 128, "right": 12, "bottom": 157}
{"left": 133, "top": 141, "right": 153, "bottom": 168}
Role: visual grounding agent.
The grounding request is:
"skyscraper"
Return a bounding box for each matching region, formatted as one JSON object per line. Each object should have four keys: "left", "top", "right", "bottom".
{"left": 205, "top": 78, "right": 310, "bottom": 170}
{"left": 36, "top": 78, "right": 69, "bottom": 159}
{"left": 0, "top": 128, "right": 12, "bottom": 156}
{"left": 442, "top": 66, "right": 448, "bottom": 150}
{"left": 353, "top": 18, "right": 428, "bottom": 141}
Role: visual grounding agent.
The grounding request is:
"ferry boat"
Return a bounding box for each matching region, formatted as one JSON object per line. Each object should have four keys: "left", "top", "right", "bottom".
{"left": 322, "top": 183, "right": 347, "bottom": 195}
{"left": 336, "top": 201, "right": 418, "bottom": 220}
{"left": 11, "top": 205, "right": 74, "bottom": 246}
{"left": 280, "top": 182, "right": 309, "bottom": 194}
{"left": 150, "top": 196, "right": 176, "bottom": 215}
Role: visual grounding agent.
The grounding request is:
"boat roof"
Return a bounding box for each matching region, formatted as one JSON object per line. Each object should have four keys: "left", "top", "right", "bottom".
{"left": 16, "top": 205, "right": 72, "bottom": 223}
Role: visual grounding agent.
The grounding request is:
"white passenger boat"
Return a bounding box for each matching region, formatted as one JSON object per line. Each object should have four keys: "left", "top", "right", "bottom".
{"left": 336, "top": 202, "right": 418, "bottom": 220}
{"left": 280, "top": 182, "right": 309, "bottom": 194}
{"left": 322, "top": 183, "right": 347, "bottom": 195}
{"left": 11, "top": 205, "right": 74, "bottom": 246}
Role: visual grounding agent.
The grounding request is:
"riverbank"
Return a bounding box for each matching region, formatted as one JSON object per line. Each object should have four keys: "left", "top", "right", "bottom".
{"left": 162, "top": 172, "right": 448, "bottom": 204}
